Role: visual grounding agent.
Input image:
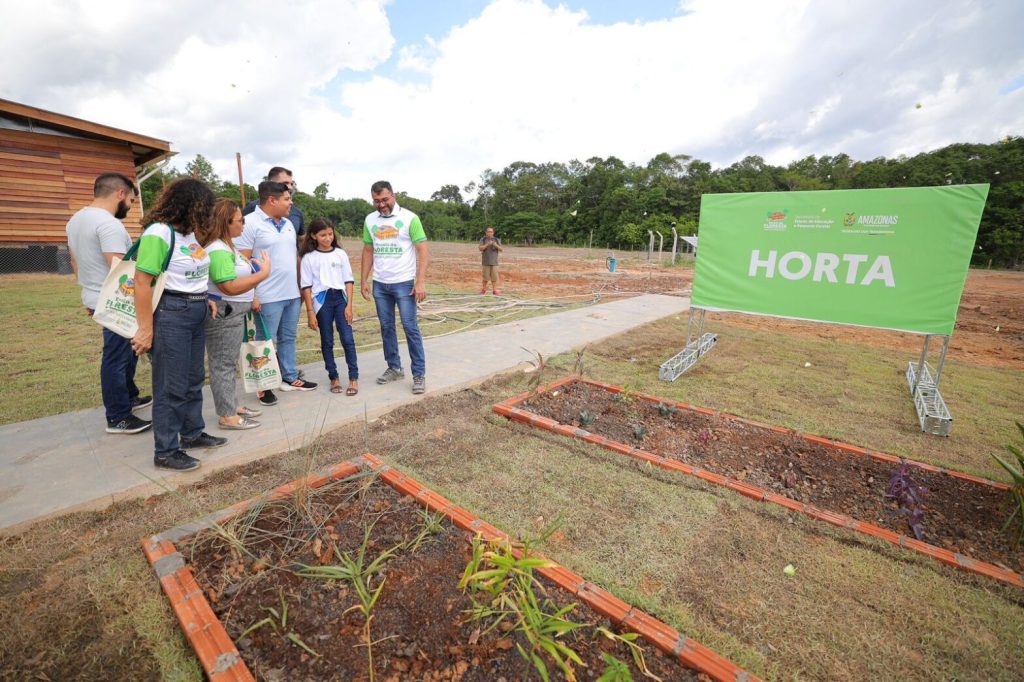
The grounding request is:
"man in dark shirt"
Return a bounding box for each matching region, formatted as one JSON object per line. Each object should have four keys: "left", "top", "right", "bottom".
{"left": 242, "top": 166, "right": 305, "bottom": 236}
{"left": 478, "top": 226, "right": 502, "bottom": 295}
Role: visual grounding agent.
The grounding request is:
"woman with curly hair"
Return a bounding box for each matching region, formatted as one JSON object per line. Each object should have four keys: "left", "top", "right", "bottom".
{"left": 203, "top": 198, "right": 271, "bottom": 430}
{"left": 132, "top": 178, "right": 223, "bottom": 471}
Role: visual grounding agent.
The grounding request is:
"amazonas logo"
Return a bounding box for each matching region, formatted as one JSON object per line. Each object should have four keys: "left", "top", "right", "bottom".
{"left": 246, "top": 347, "right": 272, "bottom": 370}
{"left": 845, "top": 213, "right": 899, "bottom": 227}
{"left": 180, "top": 243, "right": 207, "bottom": 260}
{"left": 117, "top": 274, "right": 135, "bottom": 296}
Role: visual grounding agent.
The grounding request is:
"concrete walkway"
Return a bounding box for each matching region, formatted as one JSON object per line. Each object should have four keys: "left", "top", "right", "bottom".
{"left": 0, "top": 294, "right": 689, "bottom": 534}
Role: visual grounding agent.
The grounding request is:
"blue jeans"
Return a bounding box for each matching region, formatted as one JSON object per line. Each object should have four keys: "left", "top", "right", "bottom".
{"left": 151, "top": 295, "right": 208, "bottom": 457}
{"left": 316, "top": 289, "right": 358, "bottom": 381}
{"left": 373, "top": 280, "right": 425, "bottom": 377}
{"left": 257, "top": 298, "right": 300, "bottom": 382}
{"left": 101, "top": 328, "right": 140, "bottom": 423}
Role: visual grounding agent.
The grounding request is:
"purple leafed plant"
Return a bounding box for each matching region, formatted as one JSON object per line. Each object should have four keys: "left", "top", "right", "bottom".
{"left": 885, "top": 462, "right": 928, "bottom": 540}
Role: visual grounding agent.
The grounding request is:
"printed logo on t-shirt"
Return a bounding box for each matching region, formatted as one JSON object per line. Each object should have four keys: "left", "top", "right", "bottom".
{"left": 371, "top": 224, "right": 399, "bottom": 240}
{"left": 181, "top": 243, "right": 207, "bottom": 260}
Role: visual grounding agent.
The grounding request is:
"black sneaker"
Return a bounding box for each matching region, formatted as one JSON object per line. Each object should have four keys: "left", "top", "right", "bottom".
{"left": 180, "top": 432, "right": 228, "bottom": 449}
{"left": 131, "top": 395, "right": 153, "bottom": 412}
{"left": 412, "top": 376, "right": 426, "bottom": 395}
{"left": 280, "top": 378, "right": 318, "bottom": 391}
{"left": 154, "top": 450, "right": 201, "bottom": 471}
{"left": 258, "top": 389, "right": 278, "bottom": 406}
{"left": 376, "top": 367, "right": 405, "bottom": 384}
{"left": 106, "top": 414, "right": 152, "bottom": 434}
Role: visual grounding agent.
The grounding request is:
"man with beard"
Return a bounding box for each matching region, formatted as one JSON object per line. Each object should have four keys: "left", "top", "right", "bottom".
{"left": 66, "top": 172, "right": 152, "bottom": 434}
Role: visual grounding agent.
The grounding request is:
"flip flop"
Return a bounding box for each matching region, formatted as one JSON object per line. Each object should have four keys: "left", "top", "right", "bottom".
{"left": 330, "top": 379, "right": 343, "bottom": 394}
{"left": 219, "top": 417, "right": 260, "bottom": 430}
{"left": 346, "top": 383, "right": 359, "bottom": 396}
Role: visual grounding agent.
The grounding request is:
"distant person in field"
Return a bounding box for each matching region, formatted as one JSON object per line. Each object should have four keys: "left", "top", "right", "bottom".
{"left": 360, "top": 180, "right": 430, "bottom": 395}
{"left": 236, "top": 180, "right": 318, "bottom": 406}
{"left": 478, "top": 225, "right": 503, "bottom": 295}
{"left": 242, "top": 166, "right": 305, "bottom": 237}
{"left": 65, "top": 172, "right": 152, "bottom": 435}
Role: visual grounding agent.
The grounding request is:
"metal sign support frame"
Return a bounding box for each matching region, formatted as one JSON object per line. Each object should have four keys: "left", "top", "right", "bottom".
{"left": 658, "top": 306, "right": 717, "bottom": 381}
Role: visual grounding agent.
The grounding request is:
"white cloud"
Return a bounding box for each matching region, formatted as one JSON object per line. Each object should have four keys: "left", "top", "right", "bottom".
{"left": 1, "top": 0, "right": 1021, "bottom": 201}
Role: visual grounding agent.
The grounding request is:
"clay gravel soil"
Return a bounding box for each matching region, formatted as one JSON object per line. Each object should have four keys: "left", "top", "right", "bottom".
{"left": 187, "top": 474, "right": 697, "bottom": 681}
{"left": 522, "top": 382, "right": 1024, "bottom": 574}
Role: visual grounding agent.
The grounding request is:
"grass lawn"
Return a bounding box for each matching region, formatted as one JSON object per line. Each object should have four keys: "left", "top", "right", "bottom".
{"left": 2, "top": 315, "right": 1022, "bottom": 680}
{"left": 0, "top": 273, "right": 585, "bottom": 425}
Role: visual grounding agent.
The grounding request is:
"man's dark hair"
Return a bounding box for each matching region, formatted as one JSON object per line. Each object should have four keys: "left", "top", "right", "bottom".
{"left": 267, "top": 166, "right": 292, "bottom": 180}
{"left": 94, "top": 172, "right": 138, "bottom": 198}
{"left": 258, "top": 181, "right": 290, "bottom": 205}
{"left": 370, "top": 180, "right": 393, "bottom": 195}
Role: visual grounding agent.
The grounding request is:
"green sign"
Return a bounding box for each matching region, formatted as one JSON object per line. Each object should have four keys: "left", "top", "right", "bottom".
{"left": 690, "top": 185, "right": 989, "bottom": 335}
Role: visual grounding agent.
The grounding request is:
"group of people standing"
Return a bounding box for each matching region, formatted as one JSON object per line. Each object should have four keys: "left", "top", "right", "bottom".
{"left": 67, "top": 170, "right": 432, "bottom": 472}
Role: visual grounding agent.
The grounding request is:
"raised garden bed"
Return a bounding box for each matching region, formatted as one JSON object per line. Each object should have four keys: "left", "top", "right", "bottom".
{"left": 494, "top": 377, "right": 1024, "bottom": 589}
{"left": 143, "top": 453, "right": 755, "bottom": 681}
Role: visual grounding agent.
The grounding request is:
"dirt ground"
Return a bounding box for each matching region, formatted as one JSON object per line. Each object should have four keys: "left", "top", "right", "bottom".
{"left": 383, "top": 240, "right": 1022, "bottom": 369}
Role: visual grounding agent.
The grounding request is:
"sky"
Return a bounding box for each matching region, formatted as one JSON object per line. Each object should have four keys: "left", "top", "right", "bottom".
{"left": 1, "top": 0, "right": 1021, "bottom": 201}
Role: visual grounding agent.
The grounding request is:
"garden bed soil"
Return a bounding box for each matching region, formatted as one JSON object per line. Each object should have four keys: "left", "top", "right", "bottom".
{"left": 519, "top": 380, "right": 1023, "bottom": 575}
{"left": 180, "top": 466, "right": 705, "bottom": 681}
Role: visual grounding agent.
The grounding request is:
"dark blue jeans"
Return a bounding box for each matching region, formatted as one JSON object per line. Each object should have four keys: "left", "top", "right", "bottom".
{"left": 101, "top": 328, "right": 140, "bottom": 423}
{"left": 151, "top": 296, "right": 208, "bottom": 457}
{"left": 316, "top": 289, "right": 358, "bottom": 381}
{"left": 373, "top": 280, "right": 425, "bottom": 377}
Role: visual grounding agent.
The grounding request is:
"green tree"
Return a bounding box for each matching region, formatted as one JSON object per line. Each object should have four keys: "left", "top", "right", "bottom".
{"left": 184, "top": 154, "right": 220, "bottom": 185}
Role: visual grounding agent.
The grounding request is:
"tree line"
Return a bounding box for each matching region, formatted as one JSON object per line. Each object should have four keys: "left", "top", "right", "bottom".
{"left": 143, "top": 137, "right": 1023, "bottom": 267}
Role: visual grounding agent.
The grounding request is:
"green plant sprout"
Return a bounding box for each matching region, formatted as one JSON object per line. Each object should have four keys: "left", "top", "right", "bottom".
{"left": 234, "top": 588, "right": 320, "bottom": 658}
{"left": 612, "top": 384, "right": 635, "bottom": 404}
{"left": 595, "top": 627, "right": 662, "bottom": 681}
{"left": 655, "top": 402, "right": 677, "bottom": 418}
{"left": 991, "top": 421, "right": 1024, "bottom": 546}
{"left": 523, "top": 347, "right": 550, "bottom": 393}
{"left": 296, "top": 520, "right": 400, "bottom": 682}
{"left": 579, "top": 410, "right": 596, "bottom": 427}
{"left": 572, "top": 345, "right": 589, "bottom": 377}
{"left": 460, "top": 531, "right": 585, "bottom": 681}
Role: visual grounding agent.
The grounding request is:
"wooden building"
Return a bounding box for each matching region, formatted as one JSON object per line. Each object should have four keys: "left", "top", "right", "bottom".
{"left": 0, "top": 98, "right": 175, "bottom": 273}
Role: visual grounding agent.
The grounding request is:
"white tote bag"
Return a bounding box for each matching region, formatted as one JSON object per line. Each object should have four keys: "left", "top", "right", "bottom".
{"left": 92, "top": 231, "right": 173, "bottom": 339}
{"left": 239, "top": 313, "right": 282, "bottom": 392}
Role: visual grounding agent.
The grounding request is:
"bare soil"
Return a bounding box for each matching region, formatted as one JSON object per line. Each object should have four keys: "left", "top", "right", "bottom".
{"left": 372, "top": 240, "right": 1023, "bottom": 369}
{"left": 522, "top": 381, "right": 1024, "bottom": 574}
{"left": 188, "top": 473, "right": 696, "bottom": 681}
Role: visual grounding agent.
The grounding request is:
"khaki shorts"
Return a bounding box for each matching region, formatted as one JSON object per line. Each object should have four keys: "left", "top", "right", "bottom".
{"left": 481, "top": 265, "right": 499, "bottom": 284}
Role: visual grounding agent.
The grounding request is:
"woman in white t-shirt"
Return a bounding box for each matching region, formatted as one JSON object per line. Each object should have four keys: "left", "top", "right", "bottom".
{"left": 204, "top": 199, "right": 271, "bottom": 430}
{"left": 133, "top": 178, "right": 219, "bottom": 472}
{"left": 300, "top": 218, "right": 359, "bottom": 395}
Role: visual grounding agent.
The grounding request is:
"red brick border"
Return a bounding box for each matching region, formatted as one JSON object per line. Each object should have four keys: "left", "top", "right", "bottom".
{"left": 143, "top": 453, "right": 757, "bottom": 682}
{"left": 494, "top": 377, "right": 1024, "bottom": 590}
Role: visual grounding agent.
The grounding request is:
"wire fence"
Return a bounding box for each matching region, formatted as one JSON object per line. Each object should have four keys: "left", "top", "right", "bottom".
{"left": 0, "top": 243, "right": 73, "bottom": 275}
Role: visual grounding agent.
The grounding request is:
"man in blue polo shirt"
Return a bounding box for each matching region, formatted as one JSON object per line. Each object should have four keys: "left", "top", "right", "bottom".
{"left": 236, "top": 181, "right": 317, "bottom": 405}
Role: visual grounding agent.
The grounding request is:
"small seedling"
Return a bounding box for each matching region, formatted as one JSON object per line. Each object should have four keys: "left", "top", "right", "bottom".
{"left": 631, "top": 424, "right": 647, "bottom": 442}
{"left": 885, "top": 461, "right": 928, "bottom": 540}
{"left": 656, "top": 402, "right": 677, "bottom": 418}
{"left": 612, "top": 384, "right": 635, "bottom": 404}
{"left": 696, "top": 428, "right": 713, "bottom": 445}
{"left": 235, "top": 588, "right": 320, "bottom": 658}
{"left": 579, "top": 410, "right": 596, "bottom": 427}
{"left": 596, "top": 627, "right": 663, "bottom": 681}
{"left": 572, "top": 345, "right": 589, "bottom": 377}
{"left": 523, "top": 347, "right": 549, "bottom": 393}
{"left": 991, "top": 421, "right": 1024, "bottom": 546}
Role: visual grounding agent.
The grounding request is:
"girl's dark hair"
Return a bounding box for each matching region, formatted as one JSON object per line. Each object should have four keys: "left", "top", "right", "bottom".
{"left": 146, "top": 178, "right": 216, "bottom": 238}
{"left": 300, "top": 217, "right": 338, "bottom": 256}
{"left": 204, "top": 198, "right": 241, "bottom": 249}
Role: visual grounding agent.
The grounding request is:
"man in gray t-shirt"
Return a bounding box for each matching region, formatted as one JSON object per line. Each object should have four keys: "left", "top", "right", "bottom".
{"left": 66, "top": 173, "right": 152, "bottom": 435}
{"left": 478, "top": 226, "right": 503, "bottom": 294}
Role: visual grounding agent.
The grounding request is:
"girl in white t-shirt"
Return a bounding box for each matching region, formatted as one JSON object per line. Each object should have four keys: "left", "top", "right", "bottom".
{"left": 300, "top": 219, "right": 359, "bottom": 395}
